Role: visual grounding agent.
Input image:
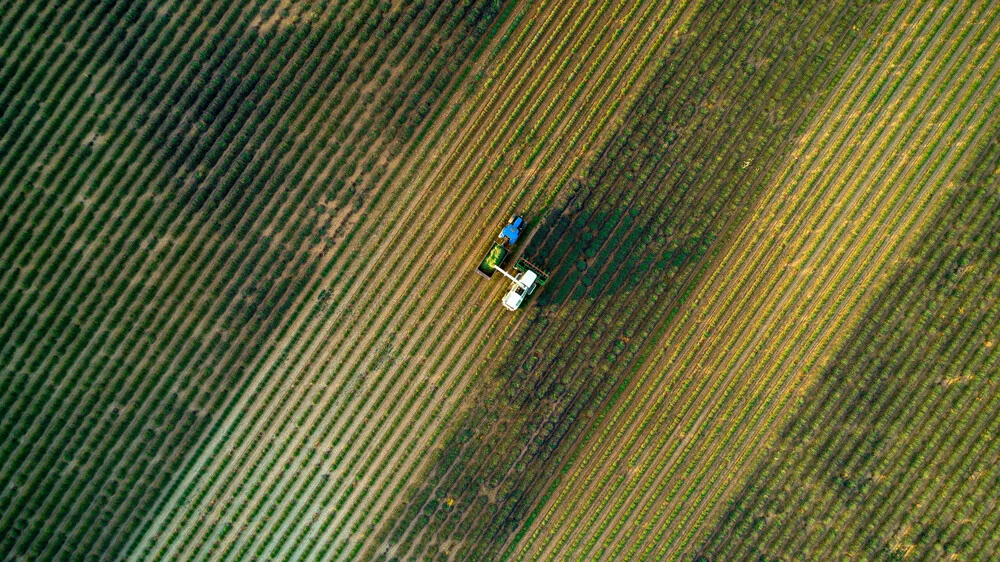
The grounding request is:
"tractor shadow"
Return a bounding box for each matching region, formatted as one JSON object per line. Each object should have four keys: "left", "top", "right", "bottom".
{"left": 519, "top": 187, "right": 711, "bottom": 308}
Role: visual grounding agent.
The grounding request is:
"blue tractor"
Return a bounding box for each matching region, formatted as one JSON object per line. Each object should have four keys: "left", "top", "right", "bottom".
{"left": 499, "top": 215, "right": 525, "bottom": 245}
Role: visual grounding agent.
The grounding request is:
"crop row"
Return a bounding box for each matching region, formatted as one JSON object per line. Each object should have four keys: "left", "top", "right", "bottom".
{"left": 132, "top": 0, "right": 509, "bottom": 558}
{"left": 513, "top": 0, "right": 1000, "bottom": 558}
{"left": 700, "top": 41, "right": 1000, "bottom": 548}
{"left": 699, "top": 100, "right": 1000, "bottom": 559}
{"left": 0, "top": 1, "right": 257, "bottom": 556}
{"left": 650, "top": 4, "right": 1000, "bottom": 558}
{"left": 131, "top": 0, "right": 680, "bottom": 556}
{"left": 0, "top": 0, "right": 502, "bottom": 558}
{"left": 376, "top": 0, "right": 884, "bottom": 556}
{"left": 512, "top": 0, "right": 888, "bottom": 552}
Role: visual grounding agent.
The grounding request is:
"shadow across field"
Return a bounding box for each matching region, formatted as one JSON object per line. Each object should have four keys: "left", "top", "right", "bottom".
{"left": 521, "top": 192, "right": 711, "bottom": 307}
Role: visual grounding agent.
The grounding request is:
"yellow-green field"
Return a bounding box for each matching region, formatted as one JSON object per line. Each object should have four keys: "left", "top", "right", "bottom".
{"left": 0, "top": 0, "right": 997, "bottom": 560}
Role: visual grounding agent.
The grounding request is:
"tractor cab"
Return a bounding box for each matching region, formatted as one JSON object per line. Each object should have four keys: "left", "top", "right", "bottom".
{"left": 499, "top": 216, "right": 525, "bottom": 245}
{"left": 501, "top": 270, "right": 538, "bottom": 311}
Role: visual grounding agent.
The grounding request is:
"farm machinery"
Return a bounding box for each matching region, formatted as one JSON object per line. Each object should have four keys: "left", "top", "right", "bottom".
{"left": 475, "top": 215, "right": 549, "bottom": 311}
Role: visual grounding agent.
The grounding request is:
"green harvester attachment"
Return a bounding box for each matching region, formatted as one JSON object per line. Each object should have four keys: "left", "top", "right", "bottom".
{"left": 514, "top": 257, "right": 549, "bottom": 286}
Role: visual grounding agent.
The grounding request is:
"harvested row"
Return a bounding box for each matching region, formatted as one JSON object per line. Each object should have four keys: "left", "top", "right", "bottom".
{"left": 375, "top": 0, "right": 771, "bottom": 554}
{"left": 302, "top": 3, "right": 690, "bottom": 559}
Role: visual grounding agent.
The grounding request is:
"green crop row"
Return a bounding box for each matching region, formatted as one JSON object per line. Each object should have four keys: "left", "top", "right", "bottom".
{"left": 0, "top": 0, "right": 506, "bottom": 559}
{"left": 702, "top": 116, "right": 1000, "bottom": 560}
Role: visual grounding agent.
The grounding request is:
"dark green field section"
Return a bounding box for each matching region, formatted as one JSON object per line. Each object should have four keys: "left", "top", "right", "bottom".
{"left": 374, "top": 0, "right": 882, "bottom": 559}
{"left": 695, "top": 131, "right": 1000, "bottom": 560}
{"left": 0, "top": 0, "right": 500, "bottom": 559}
